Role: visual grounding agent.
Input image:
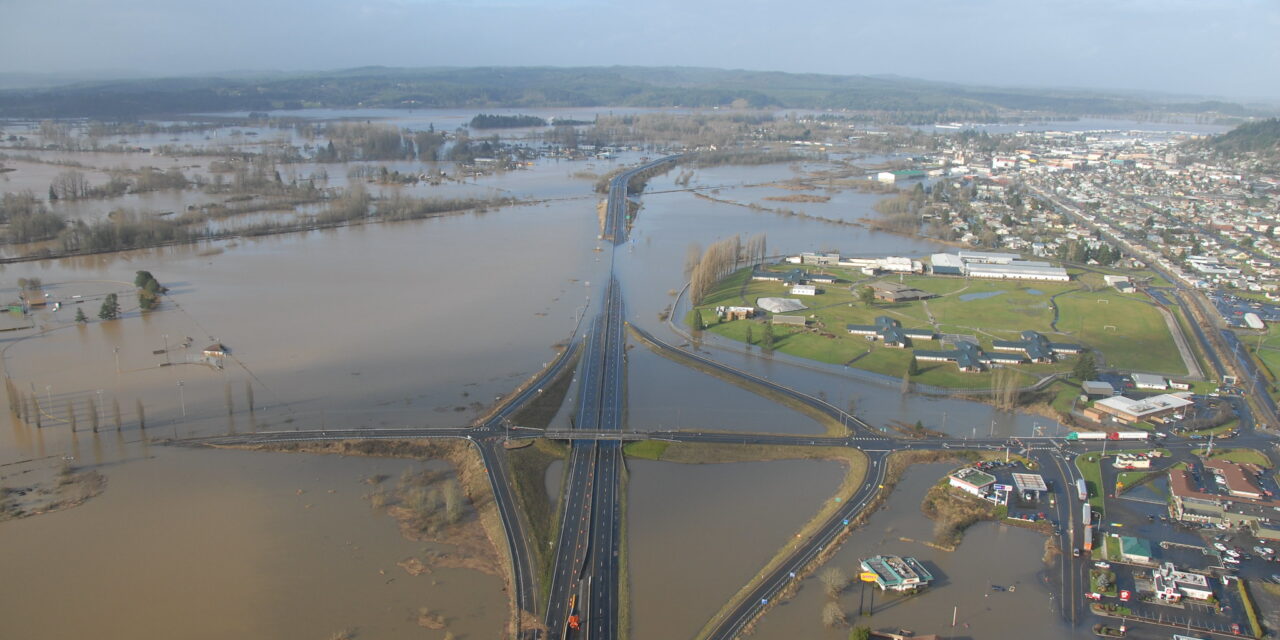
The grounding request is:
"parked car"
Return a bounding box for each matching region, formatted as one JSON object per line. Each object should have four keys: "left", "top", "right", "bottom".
{"left": 1094, "top": 561, "right": 1111, "bottom": 569}
{"left": 1085, "top": 592, "right": 1102, "bottom": 601}
{"left": 1215, "top": 542, "right": 1229, "bottom": 552}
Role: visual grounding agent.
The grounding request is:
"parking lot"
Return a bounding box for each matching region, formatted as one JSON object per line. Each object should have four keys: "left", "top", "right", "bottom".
{"left": 1210, "top": 291, "right": 1280, "bottom": 327}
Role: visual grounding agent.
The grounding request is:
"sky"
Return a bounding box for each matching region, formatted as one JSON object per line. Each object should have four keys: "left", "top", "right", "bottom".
{"left": 2, "top": 0, "right": 1278, "bottom": 100}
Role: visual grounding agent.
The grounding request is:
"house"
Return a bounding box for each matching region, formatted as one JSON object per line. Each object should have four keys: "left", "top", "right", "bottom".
{"left": 915, "top": 340, "right": 986, "bottom": 372}
{"left": 202, "top": 343, "right": 230, "bottom": 358}
{"left": 715, "top": 306, "right": 755, "bottom": 321}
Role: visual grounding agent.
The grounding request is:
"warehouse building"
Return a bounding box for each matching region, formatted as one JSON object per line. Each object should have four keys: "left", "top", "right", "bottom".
{"left": 1093, "top": 393, "right": 1194, "bottom": 424}
{"left": 929, "top": 252, "right": 1070, "bottom": 282}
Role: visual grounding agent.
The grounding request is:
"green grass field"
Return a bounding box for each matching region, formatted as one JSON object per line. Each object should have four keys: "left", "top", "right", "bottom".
{"left": 1195, "top": 447, "right": 1272, "bottom": 468}
{"left": 1053, "top": 289, "right": 1186, "bottom": 375}
{"left": 690, "top": 264, "right": 1184, "bottom": 389}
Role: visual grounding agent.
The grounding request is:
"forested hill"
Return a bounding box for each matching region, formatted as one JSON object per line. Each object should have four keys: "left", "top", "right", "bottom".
{"left": 0, "top": 65, "right": 1266, "bottom": 121}
{"left": 1200, "top": 118, "right": 1280, "bottom": 156}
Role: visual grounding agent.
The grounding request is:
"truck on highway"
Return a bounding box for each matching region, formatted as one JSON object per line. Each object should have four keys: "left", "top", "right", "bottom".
{"left": 567, "top": 594, "right": 580, "bottom": 632}
{"left": 1066, "top": 431, "right": 1149, "bottom": 441}
{"left": 1076, "top": 478, "right": 1088, "bottom": 502}
{"left": 1083, "top": 505, "right": 1092, "bottom": 526}
{"left": 1067, "top": 431, "right": 1108, "bottom": 440}
{"left": 1083, "top": 525, "right": 1094, "bottom": 551}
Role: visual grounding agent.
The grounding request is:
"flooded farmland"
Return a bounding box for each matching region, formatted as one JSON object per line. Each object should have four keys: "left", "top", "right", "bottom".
{"left": 0, "top": 110, "right": 1199, "bottom": 638}
{"left": 0, "top": 446, "right": 505, "bottom": 640}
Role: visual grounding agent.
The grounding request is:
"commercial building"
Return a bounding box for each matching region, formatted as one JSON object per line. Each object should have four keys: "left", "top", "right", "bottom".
{"left": 1168, "top": 463, "right": 1280, "bottom": 540}
{"left": 949, "top": 467, "right": 996, "bottom": 497}
{"left": 1119, "top": 536, "right": 1155, "bottom": 564}
{"left": 790, "top": 284, "right": 818, "bottom": 296}
{"left": 860, "top": 555, "right": 934, "bottom": 592}
{"left": 1131, "top": 373, "right": 1168, "bottom": 390}
{"left": 1113, "top": 453, "right": 1151, "bottom": 470}
{"left": 1012, "top": 473, "right": 1048, "bottom": 500}
{"left": 1152, "top": 563, "right": 1213, "bottom": 602}
{"left": 867, "top": 281, "right": 934, "bottom": 302}
{"left": 929, "top": 252, "right": 1070, "bottom": 282}
{"left": 1204, "top": 460, "right": 1266, "bottom": 500}
{"left": 1092, "top": 393, "right": 1194, "bottom": 424}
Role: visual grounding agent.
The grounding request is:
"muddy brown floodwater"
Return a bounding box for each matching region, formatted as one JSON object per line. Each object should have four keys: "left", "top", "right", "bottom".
{"left": 628, "top": 458, "right": 844, "bottom": 640}
{"left": 0, "top": 446, "right": 505, "bottom": 640}
{"left": 750, "top": 462, "right": 1079, "bottom": 640}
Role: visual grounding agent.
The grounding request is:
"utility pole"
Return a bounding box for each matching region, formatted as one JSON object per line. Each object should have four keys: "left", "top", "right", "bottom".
{"left": 162, "top": 334, "right": 170, "bottom": 365}
{"left": 177, "top": 380, "right": 185, "bottom": 418}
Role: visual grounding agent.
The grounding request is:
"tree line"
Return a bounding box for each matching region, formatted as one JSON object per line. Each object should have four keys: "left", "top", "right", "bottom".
{"left": 688, "top": 233, "right": 767, "bottom": 305}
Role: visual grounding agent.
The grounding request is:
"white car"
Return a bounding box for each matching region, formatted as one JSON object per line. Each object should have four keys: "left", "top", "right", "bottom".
{"left": 1223, "top": 556, "right": 1241, "bottom": 565}
{"left": 1226, "top": 549, "right": 1242, "bottom": 558}
{"left": 1215, "top": 542, "right": 1229, "bottom": 552}
{"left": 1094, "top": 561, "right": 1111, "bottom": 569}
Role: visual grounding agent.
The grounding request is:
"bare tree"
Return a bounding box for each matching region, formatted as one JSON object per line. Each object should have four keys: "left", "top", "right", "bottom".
{"left": 66, "top": 402, "right": 76, "bottom": 432}
{"left": 87, "top": 396, "right": 99, "bottom": 433}
{"left": 136, "top": 398, "right": 146, "bottom": 430}
{"left": 113, "top": 398, "right": 122, "bottom": 431}
{"left": 245, "top": 381, "right": 255, "bottom": 413}
{"left": 224, "top": 381, "right": 233, "bottom": 415}
{"left": 821, "top": 601, "right": 847, "bottom": 628}
{"left": 819, "top": 567, "right": 849, "bottom": 598}
{"left": 442, "top": 479, "right": 463, "bottom": 524}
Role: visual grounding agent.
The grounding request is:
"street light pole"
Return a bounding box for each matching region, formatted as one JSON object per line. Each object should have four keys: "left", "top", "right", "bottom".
{"left": 177, "top": 380, "right": 185, "bottom": 418}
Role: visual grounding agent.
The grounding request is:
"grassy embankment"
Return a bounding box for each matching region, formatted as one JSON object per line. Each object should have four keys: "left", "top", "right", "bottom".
{"left": 688, "top": 264, "right": 1184, "bottom": 391}
{"left": 503, "top": 351, "right": 579, "bottom": 599}
{"left": 1192, "top": 447, "right": 1272, "bottom": 468}
{"left": 1239, "top": 578, "right": 1266, "bottom": 639}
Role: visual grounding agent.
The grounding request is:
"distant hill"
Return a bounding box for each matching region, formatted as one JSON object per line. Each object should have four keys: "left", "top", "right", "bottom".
{"left": 0, "top": 65, "right": 1269, "bottom": 121}
{"left": 1201, "top": 118, "right": 1280, "bottom": 156}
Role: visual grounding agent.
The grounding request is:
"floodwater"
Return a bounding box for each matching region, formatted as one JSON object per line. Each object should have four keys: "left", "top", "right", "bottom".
{"left": 626, "top": 338, "right": 825, "bottom": 434}
{"left": 0, "top": 110, "right": 1119, "bottom": 637}
{"left": 750, "top": 462, "right": 1078, "bottom": 640}
{"left": 628, "top": 458, "right": 845, "bottom": 640}
{"left": 959, "top": 290, "right": 1006, "bottom": 302}
{"left": 0, "top": 446, "right": 505, "bottom": 640}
